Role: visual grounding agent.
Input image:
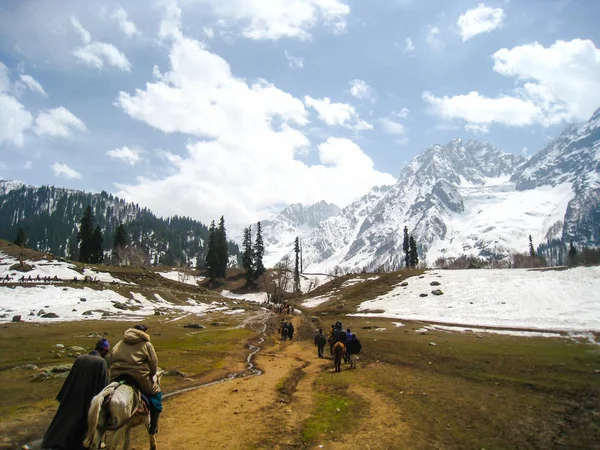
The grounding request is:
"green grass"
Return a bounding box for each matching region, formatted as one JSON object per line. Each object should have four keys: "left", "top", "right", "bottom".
{"left": 307, "top": 315, "right": 600, "bottom": 449}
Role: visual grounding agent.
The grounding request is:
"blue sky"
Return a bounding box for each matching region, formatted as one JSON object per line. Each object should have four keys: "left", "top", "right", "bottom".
{"left": 1, "top": 0, "right": 599, "bottom": 224}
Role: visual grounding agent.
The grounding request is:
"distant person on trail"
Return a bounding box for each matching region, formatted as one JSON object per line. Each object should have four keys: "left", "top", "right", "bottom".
{"left": 331, "top": 321, "right": 347, "bottom": 345}
{"left": 288, "top": 322, "right": 295, "bottom": 340}
{"left": 344, "top": 328, "right": 353, "bottom": 362}
{"left": 314, "top": 329, "right": 327, "bottom": 358}
{"left": 328, "top": 324, "right": 335, "bottom": 356}
{"left": 110, "top": 324, "right": 162, "bottom": 435}
{"left": 41, "top": 339, "right": 110, "bottom": 450}
{"left": 346, "top": 333, "right": 362, "bottom": 364}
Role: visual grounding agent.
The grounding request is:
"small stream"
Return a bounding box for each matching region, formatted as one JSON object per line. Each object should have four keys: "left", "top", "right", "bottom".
{"left": 164, "top": 321, "right": 267, "bottom": 398}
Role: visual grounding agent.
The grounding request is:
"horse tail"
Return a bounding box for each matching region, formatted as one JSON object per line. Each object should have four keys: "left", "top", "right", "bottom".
{"left": 83, "top": 384, "right": 116, "bottom": 448}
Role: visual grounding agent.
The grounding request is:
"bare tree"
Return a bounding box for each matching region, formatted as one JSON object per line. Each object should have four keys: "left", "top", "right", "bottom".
{"left": 115, "top": 246, "right": 151, "bottom": 267}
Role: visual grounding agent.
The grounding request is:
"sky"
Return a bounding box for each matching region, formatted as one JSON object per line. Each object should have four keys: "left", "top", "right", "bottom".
{"left": 1, "top": 0, "right": 599, "bottom": 225}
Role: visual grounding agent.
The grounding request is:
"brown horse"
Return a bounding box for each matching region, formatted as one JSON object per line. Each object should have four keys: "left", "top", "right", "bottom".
{"left": 332, "top": 342, "right": 345, "bottom": 373}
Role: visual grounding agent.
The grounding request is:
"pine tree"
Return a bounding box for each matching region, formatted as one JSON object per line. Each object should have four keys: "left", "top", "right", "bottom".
{"left": 402, "top": 226, "right": 410, "bottom": 268}
{"left": 112, "top": 223, "right": 128, "bottom": 264}
{"left": 77, "top": 205, "right": 95, "bottom": 263}
{"left": 253, "top": 221, "right": 265, "bottom": 280}
{"left": 90, "top": 226, "right": 104, "bottom": 264}
{"left": 529, "top": 235, "right": 536, "bottom": 257}
{"left": 216, "top": 216, "right": 228, "bottom": 278}
{"left": 242, "top": 226, "right": 254, "bottom": 286}
{"left": 568, "top": 239, "right": 578, "bottom": 266}
{"left": 293, "top": 236, "right": 301, "bottom": 294}
{"left": 205, "top": 221, "right": 218, "bottom": 280}
{"left": 409, "top": 236, "right": 419, "bottom": 268}
{"left": 13, "top": 227, "right": 27, "bottom": 247}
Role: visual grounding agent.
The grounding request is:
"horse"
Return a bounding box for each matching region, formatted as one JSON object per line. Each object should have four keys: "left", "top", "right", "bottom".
{"left": 83, "top": 371, "right": 164, "bottom": 450}
{"left": 332, "top": 342, "right": 345, "bottom": 373}
{"left": 281, "top": 326, "right": 289, "bottom": 341}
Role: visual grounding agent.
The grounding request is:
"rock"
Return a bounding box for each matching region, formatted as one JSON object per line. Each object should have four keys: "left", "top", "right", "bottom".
{"left": 429, "top": 342, "right": 437, "bottom": 346}
{"left": 12, "top": 315, "right": 21, "bottom": 322}
{"left": 430, "top": 281, "right": 441, "bottom": 286}
{"left": 419, "top": 293, "right": 428, "bottom": 297}
{"left": 400, "top": 281, "right": 408, "bottom": 287}
{"left": 69, "top": 346, "right": 86, "bottom": 352}
{"left": 63, "top": 288, "right": 68, "bottom": 291}
{"left": 335, "top": 407, "right": 341, "bottom": 413}
{"left": 37, "top": 309, "right": 46, "bottom": 316}
{"left": 419, "top": 276, "right": 425, "bottom": 279}
{"left": 183, "top": 323, "right": 205, "bottom": 329}
{"left": 28, "top": 312, "right": 35, "bottom": 316}
{"left": 82, "top": 311, "right": 93, "bottom": 316}
{"left": 88, "top": 333, "right": 102, "bottom": 338}
{"left": 431, "top": 290, "right": 443, "bottom": 296}
{"left": 210, "top": 322, "right": 225, "bottom": 326}
{"left": 154, "top": 311, "right": 162, "bottom": 315}
{"left": 42, "top": 312, "right": 59, "bottom": 318}
{"left": 54, "top": 344, "right": 65, "bottom": 349}
{"left": 112, "top": 302, "right": 129, "bottom": 311}
{"left": 80, "top": 298, "right": 87, "bottom": 302}
{"left": 72, "top": 309, "right": 77, "bottom": 312}
{"left": 12, "top": 364, "right": 39, "bottom": 370}
{"left": 102, "top": 312, "right": 110, "bottom": 317}
{"left": 47, "top": 364, "right": 72, "bottom": 373}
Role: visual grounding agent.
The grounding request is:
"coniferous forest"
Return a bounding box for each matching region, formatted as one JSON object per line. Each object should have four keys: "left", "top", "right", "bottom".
{"left": 0, "top": 183, "right": 241, "bottom": 267}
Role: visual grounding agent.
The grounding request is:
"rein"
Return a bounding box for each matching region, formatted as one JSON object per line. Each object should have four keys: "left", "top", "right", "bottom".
{"left": 102, "top": 383, "right": 144, "bottom": 432}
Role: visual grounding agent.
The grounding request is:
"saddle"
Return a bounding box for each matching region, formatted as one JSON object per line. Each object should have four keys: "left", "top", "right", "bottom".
{"left": 109, "top": 375, "right": 151, "bottom": 416}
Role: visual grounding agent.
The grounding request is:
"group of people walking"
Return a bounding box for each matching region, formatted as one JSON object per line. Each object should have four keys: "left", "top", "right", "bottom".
{"left": 41, "top": 324, "right": 162, "bottom": 450}
{"left": 314, "top": 321, "right": 362, "bottom": 362}
{"left": 279, "top": 321, "right": 295, "bottom": 340}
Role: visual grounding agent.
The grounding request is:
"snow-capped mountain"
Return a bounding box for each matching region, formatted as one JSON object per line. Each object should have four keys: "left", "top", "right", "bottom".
{"left": 248, "top": 201, "right": 341, "bottom": 268}
{"left": 285, "top": 108, "right": 600, "bottom": 271}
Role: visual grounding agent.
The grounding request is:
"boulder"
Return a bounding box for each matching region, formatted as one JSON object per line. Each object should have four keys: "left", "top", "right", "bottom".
{"left": 69, "top": 346, "right": 86, "bottom": 352}
{"left": 37, "top": 309, "right": 46, "bottom": 316}
{"left": 430, "top": 281, "right": 441, "bottom": 286}
{"left": 400, "top": 281, "right": 409, "bottom": 287}
{"left": 80, "top": 298, "right": 87, "bottom": 302}
{"left": 419, "top": 293, "right": 428, "bottom": 297}
{"left": 112, "top": 302, "right": 129, "bottom": 311}
{"left": 82, "top": 311, "right": 93, "bottom": 316}
{"left": 12, "top": 364, "right": 39, "bottom": 370}
{"left": 42, "top": 312, "right": 59, "bottom": 318}
{"left": 431, "top": 290, "right": 443, "bottom": 296}
{"left": 429, "top": 342, "right": 437, "bottom": 346}
{"left": 12, "top": 315, "right": 21, "bottom": 322}
{"left": 183, "top": 323, "right": 205, "bottom": 329}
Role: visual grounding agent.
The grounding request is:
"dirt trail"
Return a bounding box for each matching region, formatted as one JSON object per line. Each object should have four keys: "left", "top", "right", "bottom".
{"left": 128, "top": 316, "right": 407, "bottom": 450}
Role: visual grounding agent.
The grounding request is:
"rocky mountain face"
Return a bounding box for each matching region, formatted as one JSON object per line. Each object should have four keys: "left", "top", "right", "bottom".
{"left": 270, "top": 109, "right": 599, "bottom": 271}
{"left": 0, "top": 182, "right": 241, "bottom": 266}
{"left": 250, "top": 201, "right": 341, "bottom": 268}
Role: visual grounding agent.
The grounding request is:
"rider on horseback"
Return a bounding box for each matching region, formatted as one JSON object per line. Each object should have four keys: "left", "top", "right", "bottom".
{"left": 110, "top": 324, "right": 162, "bottom": 435}
{"left": 331, "top": 321, "right": 347, "bottom": 344}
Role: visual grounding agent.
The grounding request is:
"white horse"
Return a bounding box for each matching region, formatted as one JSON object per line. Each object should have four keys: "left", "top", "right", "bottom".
{"left": 83, "top": 371, "right": 163, "bottom": 450}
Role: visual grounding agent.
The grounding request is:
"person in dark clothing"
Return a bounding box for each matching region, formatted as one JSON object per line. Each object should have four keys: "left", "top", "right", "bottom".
{"left": 314, "top": 329, "right": 327, "bottom": 358}
{"left": 344, "top": 328, "right": 352, "bottom": 363}
{"left": 346, "top": 333, "right": 362, "bottom": 368}
{"left": 288, "top": 322, "right": 295, "bottom": 340}
{"left": 41, "top": 339, "right": 110, "bottom": 450}
{"left": 331, "top": 321, "right": 347, "bottom": 345}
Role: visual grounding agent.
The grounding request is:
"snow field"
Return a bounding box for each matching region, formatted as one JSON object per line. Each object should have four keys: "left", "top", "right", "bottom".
{"left": 351, "top": 267, "right": 600, "bottom": 334}
{"left": 157, "top": 270, "right": 205, "bottom": 286}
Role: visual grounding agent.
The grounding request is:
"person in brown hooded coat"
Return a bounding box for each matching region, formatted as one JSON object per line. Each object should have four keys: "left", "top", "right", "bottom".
{"left": 110, "top": 324, "right": 162, "bottom": 434}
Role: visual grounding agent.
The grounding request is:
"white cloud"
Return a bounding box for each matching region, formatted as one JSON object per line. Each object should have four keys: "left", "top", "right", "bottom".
{"left": 24, "top": 160, "right": 32, "bottom": 169}
{"left": 379, "top": 118, "right": 406, "bottom": 136}
{"left": 203, "top": 27, "right": 215, "bottom": 39}
{"left": 206, "top": 0, "right": 350, "bottom": 40}
{"left": 115, "top": 16, "right": 391, "bottom": 224}
{"left": 112, "top": 6, "right": 139, "bottom": 37}
{"left": 457, "top": 3, "right": 505, "bottom": 41}
{"left": 52, "top": 162, "right": 82, "bottom": 179}
{"left": 70, "top": 16, "right": 91, "bottom": 45}
{"left": 0, "top": 62, "right": 33, "bottom": 146}
{"left": 107, "top": 146, "right": 143, "bottom": 165}
{"left": 465, "top": 123, "right": 490, "bottom": 134}
{"left": 34, "top": 107, "right": 86, "bottom": 137}
{"left": 426, "top": 25, "right": 444, "bottom": 50}
{"left": 403, "top": 37, "right": 415, "bottom": 54}
{"left": 71, "top": 16, "right": 131, "bottom": 71}
{"left": 284, "top": 50, "right": 304, "bottom": 69}
{"left": 349, "top": 79, "right": 375, "bottom": 101}
{"left": 19, "top": 74, "right": 47, "bottom": 96}
{"left": 304, "top": 96, "right": 372, "bottom": 130}
{"left": 423, "top": 39, "right": 600, "bottom": 130}
{"left": 394, "top": 108, "right": 410, "bottom": 119}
